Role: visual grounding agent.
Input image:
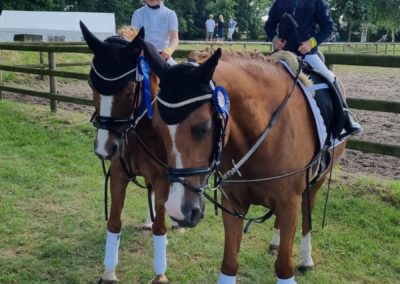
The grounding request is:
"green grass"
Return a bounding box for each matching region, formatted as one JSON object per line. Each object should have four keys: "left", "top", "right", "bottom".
{"left": 0, "top": 100, "right": 399, "bottom": 283}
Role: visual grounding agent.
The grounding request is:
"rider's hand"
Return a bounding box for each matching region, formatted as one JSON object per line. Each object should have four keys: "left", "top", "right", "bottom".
{"left": 273, "top": 37, "right": 286, "bottom": 51}
{"left": 160, "top": 47, "right": 173, "bottom": 60}
{"left": 298, "top": 39, "right": 313, "bottom": 55}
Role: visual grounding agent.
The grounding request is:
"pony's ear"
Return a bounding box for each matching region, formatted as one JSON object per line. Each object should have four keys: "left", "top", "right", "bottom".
{"left": 196, "top": 48, "right": 221, "bottom": 82}
{"left": 138, "top": 26, "right": 145, "bottom": 39}
{"left": 126, "top": 27, "right": 144, "bottom": 55}
{"left": 80, "top": 21, "right": 105, "bottom": 55}
{"left": 142, "top": 39, "right": 168, "bottom": 80}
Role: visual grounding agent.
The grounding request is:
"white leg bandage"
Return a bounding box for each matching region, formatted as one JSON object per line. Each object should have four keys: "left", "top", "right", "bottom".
{"left": 271, "top": 228, "right": 280, "bottom": 247}
{"left": 153, "top": 234, "right": 167, "bottom": 275}
{"left": 104, "top": 230, "right": 121, "bottom": 271}
{"left": 277, "top": 276, "right": 297, "bottom": 284}
{"left": 300, "top": 233, "right": 314, "bottom": 267}
{"left": 218, "top": 272, "right": 237, "bottom": 284}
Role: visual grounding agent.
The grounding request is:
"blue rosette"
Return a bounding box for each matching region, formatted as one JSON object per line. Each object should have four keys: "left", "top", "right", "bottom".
{"left": 137, "top": 56, "right": 154, "bottom": 119}
{"left": 212, "top": 85, "right": 229, "bottom": 116}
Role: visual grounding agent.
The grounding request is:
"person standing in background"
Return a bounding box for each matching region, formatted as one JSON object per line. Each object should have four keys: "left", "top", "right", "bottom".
{"left": 216, "top": 14, "right": 225, "bottom": 41}
{"left": 205, "top": 14, "right": 216, "bottom": 41}
{"left": 131, "top": 0, "right": 179, "bottom": 65}
{"left": 227, "top": 16, "right": 237, "bottom": 41}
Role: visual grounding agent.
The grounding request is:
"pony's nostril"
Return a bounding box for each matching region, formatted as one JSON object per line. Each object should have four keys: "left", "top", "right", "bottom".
{"left": 111, "top": 144, "right": 118, "bottom": 155}
{"left": 190, "top": 208, "right": 201, "bottom": 223}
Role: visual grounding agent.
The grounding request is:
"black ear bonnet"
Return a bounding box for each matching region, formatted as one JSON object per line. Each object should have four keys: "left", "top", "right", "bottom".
{"left": 90, "top": 36, "right": 140, "bottom": 95}
{"left": 157, "top": 63, "right": 214, "bottom": 125}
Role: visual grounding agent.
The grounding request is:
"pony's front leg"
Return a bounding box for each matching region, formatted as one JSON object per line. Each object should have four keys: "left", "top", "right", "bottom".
{"left": 275, "top": 198, "right": 300, "bottom": 284}
{"left": 219, "top": 209, "right": 246, "bottom": 284}
{"left": 99, "top": 165, "right": 129, "bottom": 284}
{"left": 150, "top": 182, "right": 169, "bottom": 284}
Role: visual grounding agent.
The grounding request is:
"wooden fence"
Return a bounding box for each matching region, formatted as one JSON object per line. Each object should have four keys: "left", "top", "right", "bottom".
{"left": 0, "top": 42, "right": 399, "bottom": 157}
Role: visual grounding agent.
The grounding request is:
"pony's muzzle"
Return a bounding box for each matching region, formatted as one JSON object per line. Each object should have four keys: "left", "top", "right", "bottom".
{"left": 172, "top": 204, "right": 203, "bottom": 228}
{"left": 94, "top": 136, "right": 121, "bottom": 160}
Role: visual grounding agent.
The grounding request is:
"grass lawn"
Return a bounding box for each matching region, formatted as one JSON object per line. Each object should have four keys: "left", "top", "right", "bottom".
{"left": 0, "top": 100, "right": 399, "bottom": 283}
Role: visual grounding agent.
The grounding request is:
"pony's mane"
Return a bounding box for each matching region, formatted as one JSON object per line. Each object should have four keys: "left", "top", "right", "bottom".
{"left": 188, "top": 48, "right": 275, "bottom": 64}
{"left": 188, "top": 49, "right": 313, "bottom": 89}
{"left": 117, "top": 25, "right": 138, "bottom": 41}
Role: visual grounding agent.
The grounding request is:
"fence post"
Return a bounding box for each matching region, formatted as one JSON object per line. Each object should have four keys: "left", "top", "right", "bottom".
{"left": 48, "top": 51, "right": 57, "bottom": 112}
{"left": 39, "top": 51, "right": 44, "bottom": 80}
{"left": 375, "top": 44, "right": 378, "bottom": 54}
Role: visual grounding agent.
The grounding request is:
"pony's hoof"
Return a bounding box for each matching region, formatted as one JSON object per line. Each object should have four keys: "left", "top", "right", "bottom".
{"left": 171, "top": 225, "right": 186, "bottom": 233}
{"left": 142, "top": 223, "right": 153, "bottom": 231}
{"left": 268, "top": 244, "right": 279, "bottom": 255}
{"left": 98, "top": 278, "right": 118, "bottom": 284}
{"left": 98, "top": 270, "right": 118, "bottom": 284}
{"left": 151, "top": 274, "right": 169, "bottom": 284}
{"left": 296, "top": 265, "right": 314, "bottom": 274}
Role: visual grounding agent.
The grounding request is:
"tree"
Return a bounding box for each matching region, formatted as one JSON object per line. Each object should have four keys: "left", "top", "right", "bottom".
{"left": 234, "top": 0, "right": 270, "bottom": 40}
{"left": 372, "top": 0, "right": 400, "bottom": 41}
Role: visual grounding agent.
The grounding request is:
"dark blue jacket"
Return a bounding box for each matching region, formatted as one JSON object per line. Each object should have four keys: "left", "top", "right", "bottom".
{"left": 264, "top": 0, "right": 334, "bottom": 55}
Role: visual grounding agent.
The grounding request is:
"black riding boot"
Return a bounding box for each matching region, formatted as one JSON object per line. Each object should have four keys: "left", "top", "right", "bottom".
{"left": 333, "top": 80, "right": 362, "bottom": 136}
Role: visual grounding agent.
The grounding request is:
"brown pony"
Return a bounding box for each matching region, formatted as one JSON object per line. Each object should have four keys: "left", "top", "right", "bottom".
{"left": 80, "top": 23, "right": 171, "bottom": 284}
{"left": 142, "top": 41, "right": 348, "bottom": 283}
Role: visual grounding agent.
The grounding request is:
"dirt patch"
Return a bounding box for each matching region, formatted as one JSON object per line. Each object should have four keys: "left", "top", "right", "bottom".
{"left": 2, "top": 66, "right": 399, "bottom": 180}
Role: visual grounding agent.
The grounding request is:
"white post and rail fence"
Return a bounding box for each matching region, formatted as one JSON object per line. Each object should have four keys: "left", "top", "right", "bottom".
{"left": 0, "top": 41, "right": 399, "bottom": 157}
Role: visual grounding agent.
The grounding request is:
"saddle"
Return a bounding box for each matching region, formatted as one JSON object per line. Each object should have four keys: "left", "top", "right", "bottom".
{"left": 302, "top": 66, "right": 345, "bottom": 143}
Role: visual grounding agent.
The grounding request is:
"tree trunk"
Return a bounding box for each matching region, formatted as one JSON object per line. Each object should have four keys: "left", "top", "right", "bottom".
{"left": 360, "top": 22, "right": 368, "bottom": 42}
{"left": 347, "top": 22, "right": 352, "bottom": 42}
{"left": 392, "top": 29, "right": 395, "bottom": 42}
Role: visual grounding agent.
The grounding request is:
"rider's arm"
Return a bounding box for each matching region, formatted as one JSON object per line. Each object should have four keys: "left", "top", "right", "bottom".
{"left": 264, "top": 2, "right": 280, "bottom": 41}
{"left": 313, "top": 0, "right": 334, "bottom": 46}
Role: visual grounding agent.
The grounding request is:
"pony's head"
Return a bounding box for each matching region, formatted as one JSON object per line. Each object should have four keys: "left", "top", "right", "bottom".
{"left": 143, "top": 41, "right": 223, "bottom": 227}
{"left": 80, "top": 21, "right": 144, "bottom": 160}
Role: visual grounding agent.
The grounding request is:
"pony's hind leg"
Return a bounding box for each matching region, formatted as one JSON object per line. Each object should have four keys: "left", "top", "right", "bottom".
{"left": 269, "top": 217, "right": 280, "bottom": 255}
{"left": 142, "top": 189, "right": 155, "bottom": 230}
{"left": 142, "top": 188, "right": 183, "bottom": 232}
{"left": 298, "top": 182, "right": 321, "bottom": 272}
{"left": 275, "top": 198, "right": 300, "bottom": 284}
{"left": 100, "top": 163, "right": 129, "bottom": 284}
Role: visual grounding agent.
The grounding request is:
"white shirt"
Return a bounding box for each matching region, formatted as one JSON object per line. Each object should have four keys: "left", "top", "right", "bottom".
{"left": 131, "top": 3, "right": 178, "bottom": 51}
{"left": 206, "top": 19, "right": 216, "bottom": 33}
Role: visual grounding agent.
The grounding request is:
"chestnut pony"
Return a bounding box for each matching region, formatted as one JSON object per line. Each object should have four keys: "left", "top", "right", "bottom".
{"left": 80, "top": 23, "right": 170, "bottom": 284}
{"left": 142, "top": 41, "right": 347, "bottom": 283}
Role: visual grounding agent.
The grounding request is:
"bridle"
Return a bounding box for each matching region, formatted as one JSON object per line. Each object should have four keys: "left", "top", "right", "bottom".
{"left": 90, "top": 56, "right": 154, "bottom": 137}
{"left": 158, "top": 83, "right": 230, "bottom": 196}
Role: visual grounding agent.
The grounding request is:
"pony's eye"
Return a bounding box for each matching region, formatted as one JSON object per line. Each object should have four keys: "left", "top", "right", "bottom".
{"left": 191, "top": 121, "right": 211, "bottom": 141}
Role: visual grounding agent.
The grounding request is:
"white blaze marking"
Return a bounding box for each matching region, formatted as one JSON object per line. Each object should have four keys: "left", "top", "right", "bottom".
{"left": 299, "top": 232, "right": 314, "bottom": 267}
{"left": 271, "top": 228, "right": 280, "bottom": 247}
{"left": 96, "top": 95, "right": 113, "bottom": 157}
{"left": 164, "top": 124, "right": 185, "bottom": 220}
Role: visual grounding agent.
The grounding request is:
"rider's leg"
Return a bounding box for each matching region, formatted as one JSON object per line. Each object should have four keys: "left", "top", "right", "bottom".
{"left": 304, "top": 54, "right": 362, "bottom": 135}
